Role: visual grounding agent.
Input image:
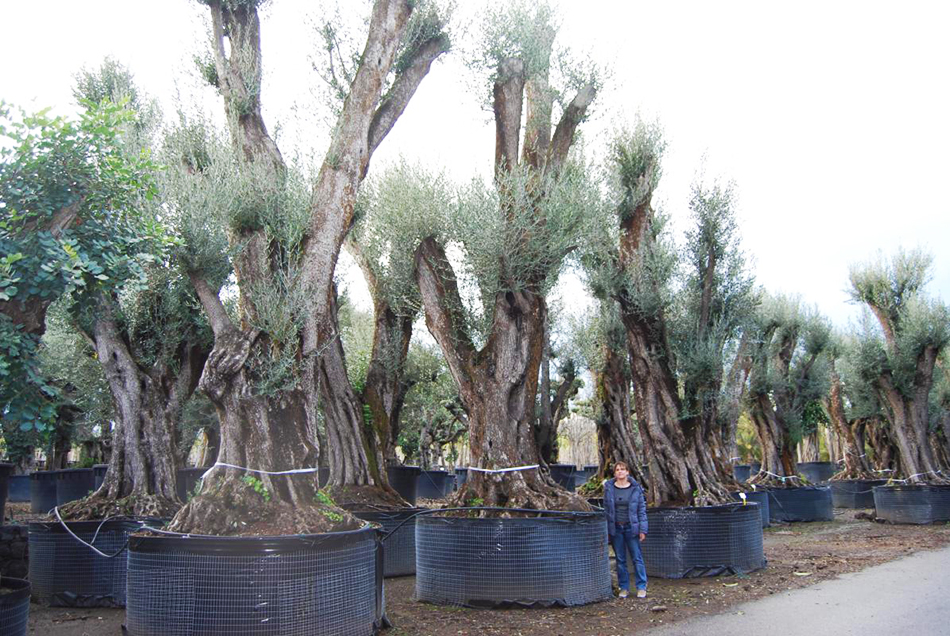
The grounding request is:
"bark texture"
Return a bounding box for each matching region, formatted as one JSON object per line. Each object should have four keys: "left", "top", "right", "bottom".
{"left": 590, "top": 343, "right": 645, "bottom": 494}
{"left": 59, "top": 298, "right": 205, "bottom": 521}
{"left": 826, "top": 361, "right": 874, "bottom": 480}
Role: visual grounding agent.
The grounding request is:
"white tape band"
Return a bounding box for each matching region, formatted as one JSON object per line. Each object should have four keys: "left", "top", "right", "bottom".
{"left": 466, "top": 465, "right": 540, "bottom": 474}
{"left": 205, "top": 462, "right": 321, "bottom": 477}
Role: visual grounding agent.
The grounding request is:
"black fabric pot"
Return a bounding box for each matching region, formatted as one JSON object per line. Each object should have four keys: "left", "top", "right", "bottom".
{"left": 750, "top": 462, "right": 761, "bottom": 474}
{"left": 387, "top": 466, "right": 421, "bottom": 505}
{"left": 350, "top": 508, "right": 422, "bottom": 577}
{"left": 29, "top": 519, "right": 161, "bottom": 607}
{"left": 56, "top": 469, "right": 95, "bottom": 506}
{"left": 767, "top": 486, "right": 834, "bottom": 522}
{"left": 125, "top": 526, "right": 382, "bottom": 636}
{"left": 7, "top": 475, "right": 30, "bottom": 504}
{"left": 731, "top": 491, "right": 770, "bottom": 528}
{"left": 415, "top": 511, "right": 611, "bottom": 608}
{"left": 175, "top": 468, "right": 207, "bottom": 502}
{"left": 30, "top": 471, "right": 58, "bottom": 514}
{"left": 733, "top": 465, "right": 752, "bottom": 482}
{"left": 417, "top": 470, "right": 453, "bottom": 500}
{"left": 93, "top": 465, "right": 109, "bottom": 490}
{"left": 0, "top": 464, "right": 12, "bottom": 522}
{"left": 828, "top": 480, "right": 887, "bottom": 508}
{"left": 0, "top": 577, "right": 30, "bottom": 636}
{"left": 642, "top": 503, "right": 765, "bottom": 578}
{"left": 548, "top": 464, "right": 577, "bottom": 491}
{"left": 454, "top": 468, "right": 468, "bottom": 490}
{"left": 873, "top": 485, "right": 950, "bottom": 524}
{"left": 796, "top": 462, "right": 837, "bottom": 483}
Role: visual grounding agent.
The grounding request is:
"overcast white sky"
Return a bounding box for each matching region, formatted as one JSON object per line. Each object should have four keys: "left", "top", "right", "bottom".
{"left": 2, "top": 1, "right": 948, "bottom": 330}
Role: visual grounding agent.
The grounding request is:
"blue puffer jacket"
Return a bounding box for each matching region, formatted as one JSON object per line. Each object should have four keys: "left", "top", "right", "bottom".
{"left": 603, "top": 478, "right": 648, "bottom": 537}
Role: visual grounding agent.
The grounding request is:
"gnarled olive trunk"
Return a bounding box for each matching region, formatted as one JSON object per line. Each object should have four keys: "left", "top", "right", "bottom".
{"left": 592, "top": 344, "right": 644, "bottom": 490}
{"left": 869, "top": 340, "right": 945, "bottom": 482}
{"left": 62, "top": 307, "right": 204, "bottom": 520}
{"left": 826, "top": 365, "right": 873, "bottom": 479}
{"left": 749, "top": 394, "right": 797, "bottom": 483}
{"left": 315, "top": 294, "right": 403, "bottom": 506}
{"left": 169, "top": 328, "right": 340, "bottom": 534}
{"left": 361, "top": 300, "right": 414, "bottom": 466}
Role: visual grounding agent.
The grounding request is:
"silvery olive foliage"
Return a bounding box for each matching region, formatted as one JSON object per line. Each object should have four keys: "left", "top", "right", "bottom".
{"left": 748, "top": 294, "right": 832, "bottom": 443}
{"left": 468, "top": 0, "right": 603, "bottom": 114}
{"left": 848, "top": 249, "right": 950, "bottom": 400}
{"left": 314, "top": 0, "right": 454, "bottom": 117}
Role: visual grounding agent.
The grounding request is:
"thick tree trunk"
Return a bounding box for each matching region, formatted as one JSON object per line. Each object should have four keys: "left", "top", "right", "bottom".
{"left": 749, "top": 394, "right": 797, "bottom": 484}
{"left": 876, "top": 362, "right": 946, "bottom": 482}
{"left": 826, "top": 365, "right": 873, "bottom": 479}
{"left": 592, "top": 344, "right": 644, "bottom": 492}
{"left": 361, "top": 300, "right": 413, "bottom": 466}
{"left": 624, "top": 313, "right": 733, "bottom": 505}
{"left": 60, "top": 307, "right": 204, "bottom": 520}
{"left": 47, "top": 426, "right": 72, "bottom": 470}
{"left": 866, "top": 417, "right": 900, "bottom": 474}
{"left": 411, "top": 47, "right": 594, "bottom": 510}
{"left": 316, "top": 299, "right": 404, "bottom": 506}
{"left": 169, "top": 328, "right": 364, "bottom": 534}
{"left": 195, "top": 426, "right": 220, "bottom": 468}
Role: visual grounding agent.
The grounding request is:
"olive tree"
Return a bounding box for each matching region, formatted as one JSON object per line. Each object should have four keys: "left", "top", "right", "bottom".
{"left": 167, "top": 0, "right": 450, "bottom": 534}
{"left": 412, "top": 2, "right": 599, "bottom": 509}
{"left": 585, "top": 119, "right": 756, "bottom": 505}
{"left": 746, "top": 296, "right": 832, "bottom": 486}
{"left": 847, "top": 249, "right": 949, "bottom": 483}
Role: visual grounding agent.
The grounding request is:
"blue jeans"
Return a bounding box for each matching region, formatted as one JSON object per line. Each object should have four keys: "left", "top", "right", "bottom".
{"left": 612, "top": 523, "right": 647, "bottom": 591}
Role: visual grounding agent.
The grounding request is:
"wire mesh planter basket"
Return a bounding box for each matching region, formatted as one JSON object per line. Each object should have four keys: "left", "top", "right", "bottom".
{"left": 125, "top": 525, "right": 383, "bottom": 636}
{"left": 417, "top": 471, "right": 454, "bottom": 500}
{"left": 731, "top": 491, "right": 770, "bottom": 527}
{"left": 55, "top": 469, "right": 96, "bottom": 506}
{"left": 30, "top": 471, "right": 58, "bottom": 514}
{"left": 386, "top": 466, "right": 421, "bottom": 505}
{"left": 733, "top": 465, "right": 752, "bottom": 482}
{"left": 453, "top": 468, "right": 468, "bottom": 490}
{"left": 641, "top": 503, "right": 765, "bottom": 579}
{"left": 415, "top": 510, "right": 611, "bottom": 608}
{"left": 349, "top": 508, "right": 422, "bottom": 577}
{"left": 767, "top": 486, "right": 834, "bottom": 522}
{"left": 796, "top": 462, "right": 837, "bottom": 483}
{"left": 29, "top": 519, "right": 160, "bottom": 607}
{"left": 7, "top": 475, "right": 30, "bottom": 504}
{"left": 548, "top": 465, "right": 577, "bottom": 491}
{"left": 828, "top": 480, "right": 887, "bottom": 508}
{"left": 0, "top": 577, "right": 30, "bottom": 636}
{"left": 873, "top": 485, "right": 950, "bottom": 524}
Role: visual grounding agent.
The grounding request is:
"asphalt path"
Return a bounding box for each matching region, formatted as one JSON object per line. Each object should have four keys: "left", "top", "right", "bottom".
{"left": 644, "top": 543, "right": 950, "bottom": 636}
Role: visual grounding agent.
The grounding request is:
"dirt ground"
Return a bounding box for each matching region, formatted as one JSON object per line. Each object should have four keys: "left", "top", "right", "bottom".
{"left": 20, "top": 508, "right": 950, "bottom": 636}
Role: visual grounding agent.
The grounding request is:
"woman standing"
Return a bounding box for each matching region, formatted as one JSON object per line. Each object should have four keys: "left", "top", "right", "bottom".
{"left": 603, "top": 461, "right": 648, "bottom": 598}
